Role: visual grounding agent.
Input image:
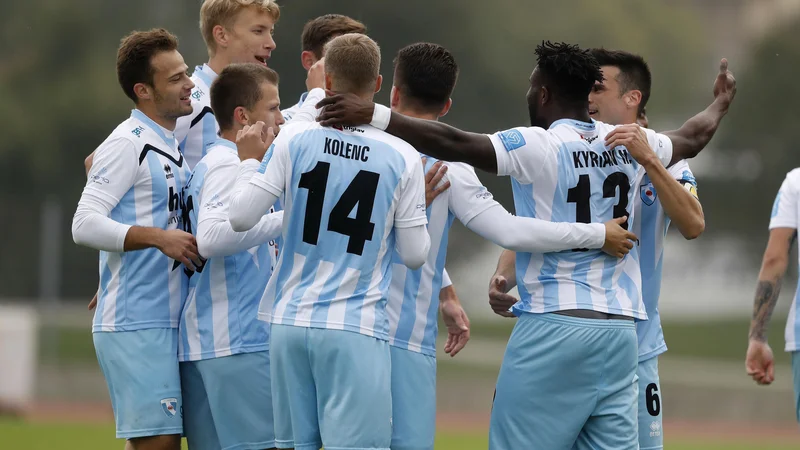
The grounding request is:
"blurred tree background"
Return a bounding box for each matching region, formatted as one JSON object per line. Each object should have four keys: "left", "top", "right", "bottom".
{"left": 0, "top": 0, "right": 797, "bottom": 300}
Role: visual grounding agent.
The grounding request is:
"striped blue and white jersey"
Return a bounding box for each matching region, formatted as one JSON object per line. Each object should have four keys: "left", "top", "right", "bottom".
{"left": 489, "top": 119, "right": 673, "bottom": 319}
{"left": 174, "top": 64, "right": 218, "bottom": 170}
{"left": 388, "top": 158, "right": 498, "bottom": 356}
{"left": 87, "top": 109, "right": 191, "bottom": 332}
{"left": 281, "top": 91, "right": 308, "bottom": 122}
{"left": 769, "top": 168, "right": 800, "bottom": 352}
{"left": 251, "top": 121, "right": 428, "bottom": 339}
{"left": 633, "top": 160, "right": 697, "bottom": 361}
{"left": 178, "top": 139, "right": 280, "bottom": 361}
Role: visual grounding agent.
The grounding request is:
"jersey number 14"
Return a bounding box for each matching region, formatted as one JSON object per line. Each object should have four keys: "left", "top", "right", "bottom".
{"left": 299, "top": 161, "right": 380, "bottom": 256}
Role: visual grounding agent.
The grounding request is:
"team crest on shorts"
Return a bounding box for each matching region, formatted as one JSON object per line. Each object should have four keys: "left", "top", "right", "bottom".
{"left": 160, "top": 398, "right": 178, "bottom": 417}
{"left": 640, "top": 182, "right": 657, "bottom": 206}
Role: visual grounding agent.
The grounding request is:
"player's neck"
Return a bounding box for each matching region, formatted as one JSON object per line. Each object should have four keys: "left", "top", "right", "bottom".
{"left": 136, "top": 104, "right": 177, "bottom": 131}
{"left": 393, "top": 107, "right": 439, "bottom": 122}
{"left": 207, "top": 54, "right": 228, "bottom": 76}
{"left": 220, "top": 129, "right": 238, "bottom": 143}
{"left": 543, "top": 105, "right": 592, "bottom": 128}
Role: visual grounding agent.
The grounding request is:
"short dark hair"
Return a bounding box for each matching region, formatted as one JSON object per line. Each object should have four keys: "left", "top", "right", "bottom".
{"left": 116, "top": 29, "right": 180, "bottom": 103}
{"left": 590, "top": 48, "right": 651, "bottom": 115}
{"left": 302, "top": 14, "right": 366, "bottom": 60}
{"left": 210, "top": 63, "right": 279, "bottom": 131}
{"left": 535, "top": 41, "right": 603, "bottom": 107}
{"left": 393, "top": 43, "right": 459, "bottom": 113}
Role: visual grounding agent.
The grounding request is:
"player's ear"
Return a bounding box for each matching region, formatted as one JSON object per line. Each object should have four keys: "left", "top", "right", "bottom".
{"left": 212, "top": 24, "right": 228, "bottom": 50}
{"left": 234, "top": 106, "right": 249, "bottom": 127}
{"left": 133, "top": 83, "right": 151, "bottom": 102}
{"left": 301, "top": 51, "right": 317, "bottom": 71}
{"left": 439, "top": 98, "right": 453, "bottom": 118}
{"left": 324, "top": 73, "right": 333, "bottom": 91}
{"left": 540, "top": 86, "right": 550, "bottom": 105}
{"left": 390, "top": 85, "right": 400, "bottom": 109}
{"left": 626, "top": 90, "right": 642, "bottom": 110}
{"left": 374, "top": 75, "right": 383, "bottom": 94}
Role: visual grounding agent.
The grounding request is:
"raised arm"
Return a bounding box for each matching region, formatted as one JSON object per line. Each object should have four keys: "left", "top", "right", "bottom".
{"left": 664, "top": 59, "right": 736, "bottom": 165}
{"left": 316, "top": 93, "right": 499, "bottom": 173}
{"left": 228, "top": 123, "right": 281, "bottom": 232}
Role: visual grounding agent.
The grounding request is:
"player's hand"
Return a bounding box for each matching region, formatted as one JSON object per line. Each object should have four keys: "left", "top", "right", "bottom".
{"left": 236, "top": 122, "right": 276, "bottom": 163}
{"left": 88, "top": 292, "right": 98, "bottom": 311}
{"left": 306, "top": 58, "right": 325, "bottom": 91}
{"left": 602, "top": 216, "right": 637, "bottom": 258}
{"left": 440, "top": 294, "right": 470, "bottom": 357}
{"left": 156, "top": 229, "right": 202, "bottom": 271}
{"left": 713, "top": 58, "right": 737, "bottom": 107}
{"left": 316, "top": 91, "right": 375, "bottom": 128}
{"left": 746, "top": 339, "right": 775, "bottom": 385}
{"left": 488, "top": 275, "right": 517, "bottom": 318}
{"left": 605, "top": 124, "right": 658, "bottom": 167}
{"left": 422, "top": 157, "right": 450, "bottom": 207}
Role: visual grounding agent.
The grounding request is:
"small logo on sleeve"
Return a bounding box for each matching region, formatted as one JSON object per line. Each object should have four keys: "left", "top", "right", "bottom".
{"left": 132, "top": 126, "right": 145, "bottom": 138}
{"left": 160, "top": 398, "right": 179, "bottom": 417}
{"left": 498, "top": 130, "right": 526, "bottom": 151}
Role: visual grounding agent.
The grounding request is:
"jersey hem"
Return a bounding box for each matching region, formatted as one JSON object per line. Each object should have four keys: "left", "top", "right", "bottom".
{"left": 512, "top": 303, "right": 647, "bottom": 320}
{"left": 92, "top": 321, "right": 178, "bottom": 333}
{"left": 259, "top": 312, "right": 389, "bottom": 341}
{"left": 769, "top": 221, "right": 797, "bottom": 230}
{"left": 638, "top": 344, "right": 667, "bottom": 362}
{"left": 178, "top": 343, "right": 269, "bottom": 362}
{"left": 785, "top": 343, "right": 800, "bottom": 352}
{"left": 388, "top": 338, "right": 437, "bottom": 357}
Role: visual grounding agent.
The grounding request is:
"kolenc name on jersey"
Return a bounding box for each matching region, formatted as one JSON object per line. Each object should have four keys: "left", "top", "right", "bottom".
{"left": 572, "top": 148, "right": 633, "bottom": 169}
{"left": 323, "top": 137, "right": 370, "bottom": 162}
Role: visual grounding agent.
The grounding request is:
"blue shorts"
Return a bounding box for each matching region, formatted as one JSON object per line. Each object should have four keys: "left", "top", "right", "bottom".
{"left": 93, "top": 328, "right": 182, "bottom": 439}
{"left": 270, "top": 325, "right": 392, "bottom": 450}
{"left": 793, "top": 351, "right": 800, "bottom": 423}
{"left": 637, "top": 357, "right": 663, "bottom": 450}
{"left": 489, "top": 313, "right": 638, "bottom": 450}
{"left": 180, "top": 351, "right": 274, "bottom": 450}
{"left": 390, "top": 346, "right": 436, "bottom": 450}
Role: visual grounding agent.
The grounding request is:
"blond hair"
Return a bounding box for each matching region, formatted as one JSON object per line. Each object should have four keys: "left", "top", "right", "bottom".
{"left": 200, "top": 0, "right": 280, "bottom": 55}
{"left": 324, "top": 34, "right": 381, "bottom": 95}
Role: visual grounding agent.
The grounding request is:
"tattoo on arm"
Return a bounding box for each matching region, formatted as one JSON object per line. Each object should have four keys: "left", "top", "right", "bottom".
{"left": 750, "top": 280, "right": 781, "bottom": 342}
{"left": 749, "top": 231, "right": 796, "bottom": 342}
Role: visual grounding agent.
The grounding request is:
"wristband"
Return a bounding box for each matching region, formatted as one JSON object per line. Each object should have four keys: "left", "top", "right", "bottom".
{"left": 370, "top": 104, "right": 391, "bottom": 131}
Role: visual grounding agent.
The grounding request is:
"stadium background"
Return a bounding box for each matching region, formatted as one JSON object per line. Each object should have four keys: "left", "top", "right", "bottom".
{"left": 2, "top": 0, "right": 800, "bottom": 447}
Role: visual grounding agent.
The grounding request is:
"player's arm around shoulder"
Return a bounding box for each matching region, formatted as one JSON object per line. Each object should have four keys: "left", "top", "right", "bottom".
{"left": 488, "top": 126, "right": 556, "bottom": 184}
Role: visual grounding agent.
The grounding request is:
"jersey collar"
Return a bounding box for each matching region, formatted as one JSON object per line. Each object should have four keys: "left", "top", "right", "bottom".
{"left": 131, "top": 109, "right": 177, "bottom": 149}
{"left": 194, "top": 64, "right": 218, "bottom": 88}
{"left": 549, "top": 118, "right": 596, "bottom": 132}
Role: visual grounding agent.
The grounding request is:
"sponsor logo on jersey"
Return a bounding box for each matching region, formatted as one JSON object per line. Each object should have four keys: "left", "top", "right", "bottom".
{"left": 163, "top": 164, "right": 174, "bottom": 180}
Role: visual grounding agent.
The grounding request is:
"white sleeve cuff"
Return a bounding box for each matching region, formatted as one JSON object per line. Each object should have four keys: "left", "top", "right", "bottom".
{"left": 370, "top": 104, "right": 391, "bottom": 131}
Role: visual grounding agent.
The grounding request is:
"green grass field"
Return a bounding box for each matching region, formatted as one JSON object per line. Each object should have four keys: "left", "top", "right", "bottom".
{"left": 1, "top": 420, "right": 798, "bottom": 450}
